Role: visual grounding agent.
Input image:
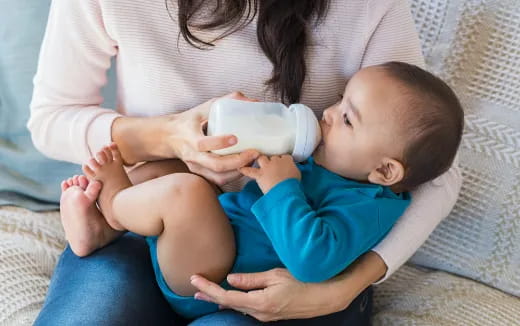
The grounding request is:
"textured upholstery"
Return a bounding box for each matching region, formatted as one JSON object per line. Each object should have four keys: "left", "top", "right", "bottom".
{"left": 408, "top": 0, "right": 520, "bottom": 298}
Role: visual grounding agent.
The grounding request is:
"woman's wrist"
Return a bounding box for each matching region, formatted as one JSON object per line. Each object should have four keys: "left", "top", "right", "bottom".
{"left": 111, "top": 115, "right": 175, "bottom": 165}
{"left": 326, "top": 251, "right": 388, "bottom": 311}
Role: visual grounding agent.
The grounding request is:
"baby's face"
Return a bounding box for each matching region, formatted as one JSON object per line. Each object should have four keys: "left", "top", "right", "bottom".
{"left": 313, "top": 66, "right": 407, "bottom": 182}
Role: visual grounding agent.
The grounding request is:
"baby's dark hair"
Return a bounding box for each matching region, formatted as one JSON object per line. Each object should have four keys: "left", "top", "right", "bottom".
{"left": 379, "top": 61, "right": 464, "bottom": 191}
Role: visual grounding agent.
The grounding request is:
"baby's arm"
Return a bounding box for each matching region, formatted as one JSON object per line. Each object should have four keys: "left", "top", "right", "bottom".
{"left": 250, "top": 178, "right": 407, "bottom": 282}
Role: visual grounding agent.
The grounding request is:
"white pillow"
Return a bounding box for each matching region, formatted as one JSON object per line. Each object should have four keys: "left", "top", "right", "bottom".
{"left": 408, "top": 0, "right": 520, "bottom": 297}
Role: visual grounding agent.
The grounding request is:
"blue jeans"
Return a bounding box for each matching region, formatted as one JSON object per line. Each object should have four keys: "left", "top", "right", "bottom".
{"left": 34, "top": 233, "right": 372, "bottom": 326}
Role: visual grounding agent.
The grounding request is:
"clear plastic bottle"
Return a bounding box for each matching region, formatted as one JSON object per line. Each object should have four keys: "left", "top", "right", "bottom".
{"left": 207, "top": 98, "right": 321, "bottom": 162}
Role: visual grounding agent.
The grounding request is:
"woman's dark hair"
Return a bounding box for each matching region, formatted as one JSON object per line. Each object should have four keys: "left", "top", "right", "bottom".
{"left": 167, "top": 0, "right": 330, "bottom": 104}
{"left": 380, "top": 61, "right": 464, "bottom": 191}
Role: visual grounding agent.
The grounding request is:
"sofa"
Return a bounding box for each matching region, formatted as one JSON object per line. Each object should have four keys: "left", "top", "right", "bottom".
{"left": 0, "top": 0, "right": 519, "bottom": 325}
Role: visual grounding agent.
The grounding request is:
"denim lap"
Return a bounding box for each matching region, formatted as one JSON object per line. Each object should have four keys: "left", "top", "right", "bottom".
{"left": 34, "top": 233, "right": 183, "bottom": 325}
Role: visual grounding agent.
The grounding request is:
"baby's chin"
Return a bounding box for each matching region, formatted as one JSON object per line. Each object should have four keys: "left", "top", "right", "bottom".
{"left": 312, "top": 148, "right": 335, "bottom": 173}
{"left": 312, "top": 148, "right": 366, "bottom": 181}
{"left": 311, "top": 145, "right": 324, "bottom": 165}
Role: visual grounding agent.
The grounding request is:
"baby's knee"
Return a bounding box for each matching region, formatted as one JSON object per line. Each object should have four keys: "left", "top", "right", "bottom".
{"left": 159, "top": 173, "right": 217, "bottom": 228}
{"left": 164, "top": 173, "right": 213, "bottom": 198}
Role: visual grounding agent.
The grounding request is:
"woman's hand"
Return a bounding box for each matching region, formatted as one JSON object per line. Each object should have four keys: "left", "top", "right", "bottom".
{"left": 164, "top": 92, "right": 260, "bottom": 186}
{"left": 191, "top": 268, "right": 333, "bottom": 322}
{"left": 190, "top": 252, "right": 387, "bottom": 322}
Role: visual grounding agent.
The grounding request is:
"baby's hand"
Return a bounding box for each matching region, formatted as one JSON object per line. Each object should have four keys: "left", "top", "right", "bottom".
{"left": 239, "top": 155, "right": 301, "bottom": 194}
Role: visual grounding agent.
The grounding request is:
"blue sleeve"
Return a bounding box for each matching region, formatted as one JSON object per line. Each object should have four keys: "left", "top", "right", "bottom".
{"left": 251, "top": 178, "right": 406, "bottom": 283}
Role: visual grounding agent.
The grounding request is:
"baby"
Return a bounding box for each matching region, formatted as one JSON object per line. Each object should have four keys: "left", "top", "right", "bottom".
{"left": 60, "top": 61, "right": 464, "bottom": 319}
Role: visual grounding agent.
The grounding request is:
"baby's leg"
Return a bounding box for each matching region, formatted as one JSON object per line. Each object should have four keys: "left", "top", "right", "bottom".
{"left": 84, "top": 144, "right": 235, "bottom": 296}
{"left": 60, "top": 156, "right": 193, "bottom": 257}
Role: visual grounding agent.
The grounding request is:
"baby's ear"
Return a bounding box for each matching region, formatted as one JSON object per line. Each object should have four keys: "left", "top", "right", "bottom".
{"left": 367, "top": 158, "right": 404, "bottom": 186}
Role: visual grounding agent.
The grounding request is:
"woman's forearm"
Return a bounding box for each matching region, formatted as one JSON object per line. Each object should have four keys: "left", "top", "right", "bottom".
{"left": 112, "top": 115, "right": 176, "bottom": 165}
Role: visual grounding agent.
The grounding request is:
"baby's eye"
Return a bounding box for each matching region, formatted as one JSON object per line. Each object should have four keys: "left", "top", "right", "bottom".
{"left": 343, "top": 113, "right": 351, "bottom": 126}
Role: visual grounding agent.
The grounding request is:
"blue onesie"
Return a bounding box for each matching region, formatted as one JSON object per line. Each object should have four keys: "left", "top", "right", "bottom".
{"left": 146, "top": 157, "right": 411, "bottom": 319}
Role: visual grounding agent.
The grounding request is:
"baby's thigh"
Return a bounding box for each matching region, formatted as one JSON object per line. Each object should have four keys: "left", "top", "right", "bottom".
{"left": 154, "top": 173, "right": 235, "bottom": 295}
{"left": 126, "top": 159, "right": 190, "bottom": 185}
{"left": 127, "top": 159, "right": 223, "bottom": 195}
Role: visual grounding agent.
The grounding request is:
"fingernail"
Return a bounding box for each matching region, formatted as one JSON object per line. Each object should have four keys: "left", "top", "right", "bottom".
{"left": 194, "top": 292, "right": 210, "bottom": 302}
{"left": 227, "top": 274, "right": 237, "bottom": 283}
{"left": 228, "top": 137, "right": 237, "bottom": 145}
{"left": 190, "top": 275, "right": 197, "bottom": 282}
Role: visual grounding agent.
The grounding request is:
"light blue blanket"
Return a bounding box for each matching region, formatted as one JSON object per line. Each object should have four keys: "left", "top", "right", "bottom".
{"left": 0, "top": 0, "right": 116, "bottom": 211}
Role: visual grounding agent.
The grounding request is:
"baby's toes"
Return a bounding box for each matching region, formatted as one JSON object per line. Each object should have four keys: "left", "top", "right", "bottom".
{"left": 103, "top": 145, "right": 114, "bottom": 162}
{"left": 61, "top": 180, "right": 70, "bottom": 192}
{"left": 82, "top": 164, "right": 96, "bottom": 179}
{"left": 87, "top": 158, "right": 101, "bottom": 172}
{"left": 84, "top": 180, "right": 102, "bottom": 202}
{"left": 72, "top": 175, "right": 81, "bottom": 186}
{"left": 78, "top": 175, "right": 89, "bottom": 190}
{"left": 96, "top": 150, "right": 108, "bottom": 165}
{"left": 109, "top": 143, "right": 122, "bottom": 163}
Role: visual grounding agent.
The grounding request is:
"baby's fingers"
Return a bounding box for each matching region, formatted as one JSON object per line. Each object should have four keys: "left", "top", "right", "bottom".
{"left": 256, "top": 155, "right": 270, "bottom": 168}
{"left": 239, "top": 167, "right": 260, "bottom": 179}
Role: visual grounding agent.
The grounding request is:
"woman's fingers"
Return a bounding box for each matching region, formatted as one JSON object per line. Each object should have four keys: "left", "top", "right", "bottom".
{"left": 238, "top": 167, "right": 259, "bottom": 179}
{"left": 191, "top": 269, "right": 304, "bottom": 322}
{"left": 192, "top": 150, "right": 259, "bottom": 173}
{"left": 186, "top": 162, "right": 242, "bottom": 186}
{"left": 195, "top": 134, "right": 237, "bottom": 152}
{"left": 226, "top": 271, "right": 274, "bottom": 290}
{"left": 256, "top": 155, "right": 270, "bottom": 168}
{"left": 186, "top": 148, "right": 259, "bottom": 185}
{"left": 222, "top": 91, "right": 251, "bottom": 101}
{"left": 191, "top": 275, "right": 258, "bottom": 309}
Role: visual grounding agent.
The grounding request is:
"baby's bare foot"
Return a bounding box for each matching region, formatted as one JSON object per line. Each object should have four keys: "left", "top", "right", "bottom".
{"left": 60, "top": 175, "right": 121, "bottom": 257}
{"left": 83, "top": 143, "right": 132, "bottom": 231}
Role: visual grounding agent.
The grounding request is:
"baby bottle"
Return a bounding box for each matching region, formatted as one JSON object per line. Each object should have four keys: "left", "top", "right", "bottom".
{"left": 206, "top": 98, "right": 321, "bottom": 162}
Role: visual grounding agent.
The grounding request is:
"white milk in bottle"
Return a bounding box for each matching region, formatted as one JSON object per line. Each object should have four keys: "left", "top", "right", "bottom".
{"left": 207, "top": 98, "right": 321, "bottom": 162}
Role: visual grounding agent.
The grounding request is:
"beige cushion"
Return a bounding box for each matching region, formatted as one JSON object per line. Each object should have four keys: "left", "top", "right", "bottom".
{"left": 373, "top": 264, "right": 520, "bottom": 326}
{"left": 408, "top": 0, "right": 520, "bottom": 297}
{"left": 0, "top": 206, "right": 65, "bottom": 325}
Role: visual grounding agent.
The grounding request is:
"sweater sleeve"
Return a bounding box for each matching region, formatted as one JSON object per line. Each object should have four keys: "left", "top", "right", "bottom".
{"left": 27, "top": 0, "right": 122, "bottom": 164}
{"left": 251, "top": 178, "right": 407, "bottom": 283}
{"left": 362, "top": 0, "right": 425, "bottom": 68}
{"left": 361, "top": 0, "right": 462, "bottom": 283}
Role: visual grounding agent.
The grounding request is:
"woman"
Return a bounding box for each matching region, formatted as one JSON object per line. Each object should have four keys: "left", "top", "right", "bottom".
{"left": 28, "top": 0, "right": 461, "bottom": 324}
